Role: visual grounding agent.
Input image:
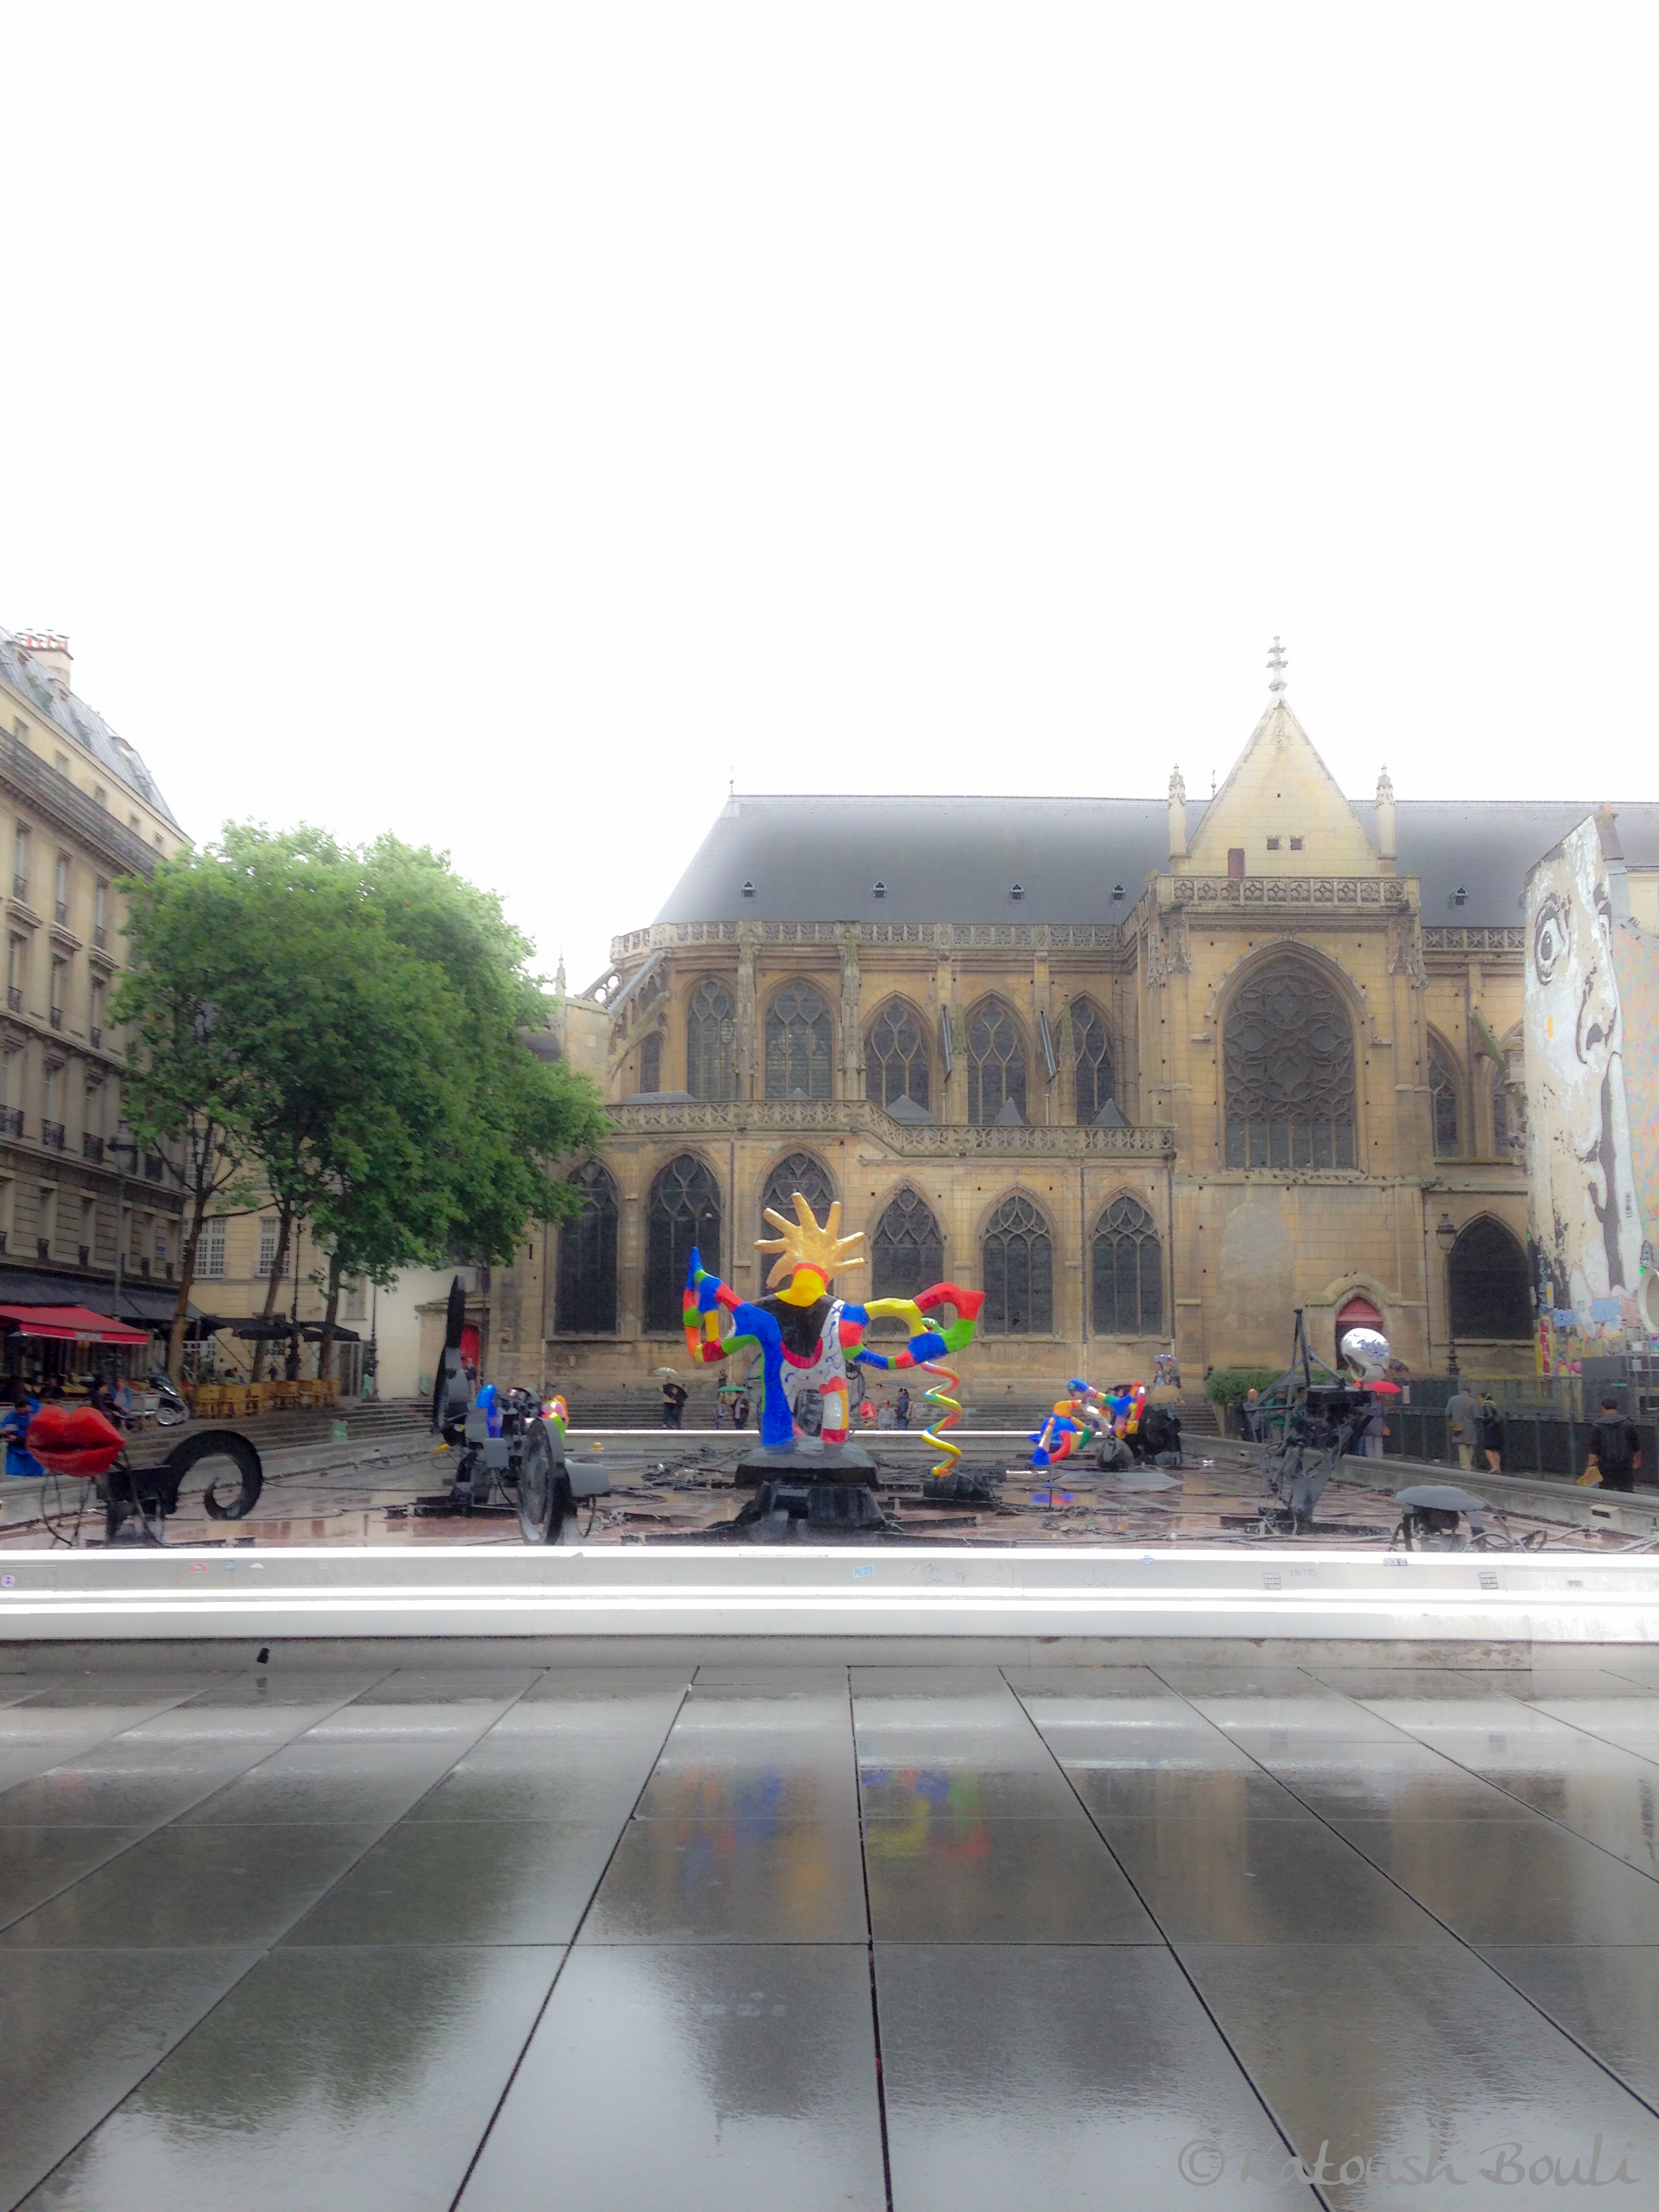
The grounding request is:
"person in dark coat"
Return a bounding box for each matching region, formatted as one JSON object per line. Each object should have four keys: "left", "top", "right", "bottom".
{"left": 1585, "top": 1396, "right": 1643, "bottom": 1492}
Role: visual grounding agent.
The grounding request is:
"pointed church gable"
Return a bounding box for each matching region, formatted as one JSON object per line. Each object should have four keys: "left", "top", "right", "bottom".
{"left": 1187, "top": 699, "right": 1380, "bottom": 878}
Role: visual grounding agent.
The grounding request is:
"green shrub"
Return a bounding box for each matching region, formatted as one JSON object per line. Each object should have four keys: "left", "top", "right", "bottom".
{"left": 1205, "top": 1366, "right": 1281, "bottom": 1410}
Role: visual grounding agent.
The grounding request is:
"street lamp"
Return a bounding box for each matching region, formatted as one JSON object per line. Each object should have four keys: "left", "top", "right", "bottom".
{"left": 1435, "top": 1212, "right": 1459, "bottom": 1378}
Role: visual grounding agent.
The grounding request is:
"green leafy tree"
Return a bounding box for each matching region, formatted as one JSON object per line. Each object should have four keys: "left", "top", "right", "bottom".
{"left": 115, "top": 826, "right": 607, "bottom": 1381}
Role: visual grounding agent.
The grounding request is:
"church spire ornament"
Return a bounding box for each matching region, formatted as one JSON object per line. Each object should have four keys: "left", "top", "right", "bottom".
{"left": 1267, "top": 636, "right": 1288, "bottom": 695}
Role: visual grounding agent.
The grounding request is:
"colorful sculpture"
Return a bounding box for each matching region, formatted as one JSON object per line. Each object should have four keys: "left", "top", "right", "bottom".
{"left": 683, "top": 1191, "right": 984, "bottom": 1474}
{"left": 1029, "top": 1380, "right": 1107, "bottom": 1469}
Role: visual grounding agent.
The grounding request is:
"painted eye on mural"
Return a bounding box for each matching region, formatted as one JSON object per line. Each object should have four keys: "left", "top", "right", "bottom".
{"left": 1533, "top": 895, "right": 1567, "bottom": 984}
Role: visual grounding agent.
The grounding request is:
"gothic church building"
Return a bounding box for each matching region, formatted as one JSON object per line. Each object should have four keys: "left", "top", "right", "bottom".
{"left": 490, "top": 670, "right": 1659, "bottom": 1408}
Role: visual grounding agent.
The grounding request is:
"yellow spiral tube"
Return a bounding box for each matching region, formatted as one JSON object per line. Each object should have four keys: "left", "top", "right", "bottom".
{"left": 919, "top": 1360, "right": 964, "bottom": 1481}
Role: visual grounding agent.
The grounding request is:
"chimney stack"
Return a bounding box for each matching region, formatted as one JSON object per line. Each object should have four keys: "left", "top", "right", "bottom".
{"left": 15, "top": 631, "right": 73, "bottom": 699}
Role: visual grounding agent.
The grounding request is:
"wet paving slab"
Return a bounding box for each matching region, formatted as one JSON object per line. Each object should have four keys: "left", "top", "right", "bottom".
{"left": 5, "top": 1647, "right": 1659, "bottom": 2207}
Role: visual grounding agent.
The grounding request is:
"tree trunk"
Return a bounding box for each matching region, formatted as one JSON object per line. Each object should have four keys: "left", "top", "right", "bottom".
{"left": 316, "top": 1249, "right": 344, "bottom": 1382}
{"left": 169, "top": 1186, "right": 211, "bottom": 1382}
{"left": 260, "top": 1201, "right": 293, "bottom": 1319}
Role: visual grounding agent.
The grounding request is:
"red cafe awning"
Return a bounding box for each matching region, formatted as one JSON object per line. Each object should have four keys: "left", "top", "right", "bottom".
{"left": 0, "top": 1304, "right": 150, "bottom": 1346}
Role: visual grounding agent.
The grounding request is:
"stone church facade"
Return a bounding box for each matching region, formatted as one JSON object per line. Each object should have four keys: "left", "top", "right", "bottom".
{"left": 487, "top": 673, "right": 1659, "bottom": 1407}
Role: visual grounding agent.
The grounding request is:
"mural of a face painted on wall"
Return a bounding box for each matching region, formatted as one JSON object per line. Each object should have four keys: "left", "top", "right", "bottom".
{"left": 1523, "top": 815, "right": 1648, "bottom": 1337}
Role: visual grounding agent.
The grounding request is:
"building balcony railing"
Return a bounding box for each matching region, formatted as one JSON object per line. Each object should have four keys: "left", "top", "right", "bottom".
{"left": 1422, "top": 925, "right": 1525, "bottom": 953}
{"left": 89, "top": 1025, "right": 101, "bottom": 1048}
{"left": 93, "top": 924, "right": 107, "bottom": 949}
{"left": 48, "top": 1006, "right": 61, "bottom": 1030}
{"left": 82, "top": 1133, "right": 104, "bottom": 1163}
{"left": 0, "top": 1107, "right": 21, "bottom": 1138}
{"left": 36, "top": 1237, "right": 48, "bottom": 1260}
{"left": 6, "top": 987, "right": 20, "bottom": 1013}
{"left": 0, "top": 732, "right": 159, "bottom": 881}
{"left": 605, "top": 916, "right": 1130, "bottom": 969}
{"left": 54, "top": 900, "right": 67, "bottom": 925}
{"left": 1167, "top": 874, "right": 1410, "bottom": 910}
{"left": 41, "top": 1120, "right": 64, "bottom": 1149}
{"left": 12, "top": 876, "right": 26, "bottom": 901}
{"left": 603, "top": 1095, "right": 1178, "bottom": 1158}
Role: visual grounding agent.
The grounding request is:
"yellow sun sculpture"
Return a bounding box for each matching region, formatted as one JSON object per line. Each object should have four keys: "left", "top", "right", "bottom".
{"left": 756, "top": 1192, "right": 867, "bottom": 1306}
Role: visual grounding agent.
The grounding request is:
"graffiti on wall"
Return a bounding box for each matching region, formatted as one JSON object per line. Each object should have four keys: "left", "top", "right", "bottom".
{"left": 1523, "top": 813, "right": 1658, "bottom": 1362}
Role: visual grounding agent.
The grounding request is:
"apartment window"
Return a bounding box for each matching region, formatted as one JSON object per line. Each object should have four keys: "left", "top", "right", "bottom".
{"left": 89, "top": 979, "right": 104, "bottom": 1047}
{"left": 38, "top": 1185, "right": 57, "bottom": 1260}
{"left": 49, "top": 957, "right": 65, "bottom": 1029}
{"left": 1266, "top": 837, "right": 1281, "bottom": 851}
{"left": 345, "top": 1278, "right": 367, "bottom": 1322}
{"left": 1289, "top": 836, "right": 1304, "bottom": 851}
{"left": 197, "top": 1216, "right": 227, "bottom": 1277}
{"left": 79, "top": 1195, "right": 95, "bottom": 1267}
{"left": 12, "top": 825, "right": 28, "bottom": 902}
{"left": 0, "top": 1177, "right": 11, "bottom": 1254}
{"left": 257, "top": 1217, "right": 281, "bottom": 1277}
{"left": 94, "top": 880, "right": 108, "bottom": 949}
{"left": 6, "top": 935, "right": 22, "bottom": 1013}
{"left": 54, "top": 855, "right": 68, "bottom": 925}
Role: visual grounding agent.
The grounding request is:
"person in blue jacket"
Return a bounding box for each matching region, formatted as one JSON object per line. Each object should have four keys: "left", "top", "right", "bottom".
{"left": 1, "top": 1378, "right": 43, "bottom": 1479}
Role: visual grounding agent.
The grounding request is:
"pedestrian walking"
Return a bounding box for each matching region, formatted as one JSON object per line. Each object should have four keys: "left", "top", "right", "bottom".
{"left": 895, "top": 1387, "right": 911, "bottom": 1430}
{"left": 1582, "top": 1395, "right": 1643, "bottom": 1492}
{"left": 1478, "top": 1392, "right": 1504, "bottom": 1474}
{"left": 1445, "top": 1384, "right": 1479, "bottom": 1471}
{"left": 733, "top": 1393, "right": 750, "bottom": 1431}
{"left": 661, "top": 1378, "right": 688, "bottom": 1429}
{"left": 1361, "top": 1402, "right": 1390, "bottom": 1459}
{"left": 1240, "top": 1387, "right": 1263, "bottom": 1443}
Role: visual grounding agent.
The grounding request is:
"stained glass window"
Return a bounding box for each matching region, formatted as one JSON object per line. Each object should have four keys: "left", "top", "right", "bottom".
{"left": 871, "top": 1187, "right": 944, "bottom": 1302}
{"left": 1071, "top": 998, "right": 1115, "bottom": 1125}
{"left": 1223, "top": 958, "right": 1356, "bottom": 1169}
{"left": 865, "top": 999, "right": 930, "bottom": 1112}
{"left": 555, "top": 1159, "right": 619, "bottom": 1334}
{"left": 760, "top": 1151, "right": 836, "bottom": 1235}
{"left": 687, "top": 981, "right": 735, "bottom": 1101}
{"left": 764, "top": 982, "right": 832, "bottom": 1099}
{"left": 638, "top": 1029, "right": 662, "bottom": 1094}
{"left": 1092, "top": 1193, "right": 1162, "bottom": 1335}
{"left": 1430, "top": 1046, "right": 1460, "bottom": 1158}
{"left": 981, "top": 1193, "right": 1053, "bottom": 1334}
{"left": 644, "top": 1153, "right": 721, "bottom": 1332}
{"left": 967, "top": 998, "right": 1026, "bottom": 1126}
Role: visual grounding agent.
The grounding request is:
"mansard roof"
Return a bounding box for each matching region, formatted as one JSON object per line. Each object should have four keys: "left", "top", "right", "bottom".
{"left": 0, "top": 629, "right": 181, "bottom": 827}
{"left": 654, "top": 792, "right": 1659, "bottom": 930}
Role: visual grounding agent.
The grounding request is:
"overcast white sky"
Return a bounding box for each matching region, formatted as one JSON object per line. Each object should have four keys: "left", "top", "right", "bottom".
{"left": 2, "top": 3, "right": 1654, "bottom": 988}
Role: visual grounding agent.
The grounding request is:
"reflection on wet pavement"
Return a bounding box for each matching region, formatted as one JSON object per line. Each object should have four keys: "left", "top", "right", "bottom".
{"left": 5, "top": 1647, "right": 1659, "bottom": 2205}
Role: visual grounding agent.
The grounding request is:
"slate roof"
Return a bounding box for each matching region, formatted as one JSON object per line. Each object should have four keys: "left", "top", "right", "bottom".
{"left": 654, "top": 794, "right": 1659, "bottom": 930}
{"left": 0, "top": 630, "right": 181, "bottom": 828}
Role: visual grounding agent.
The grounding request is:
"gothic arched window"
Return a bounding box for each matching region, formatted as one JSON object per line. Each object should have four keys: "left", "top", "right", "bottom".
{"left": 554, "top": 1160, "right": 619, "bottom": 1334}
{"left": 1071, "top": 998, "right": 1115, "bottom": 1125}
{"left": 638, "top": 1029, "right": 662, "bottom": 1094}
{"left": 1223, "top": 957, "right": 1356, "bottom": 1169}
{"left": 865, "top": 998, "right": 930, "bottom": 1113}
{"left": 871, "top": 1187, "right": 944, "bottom": 1302}
{"left": 1448, "top": 1216, "right": 1532, "bottom": 1339}
{"left": 644, "top": 1154, "right": 721, "bottom": 1332}
{"left": 967, "top": 997, "right": 1027, "bottom": 1126}
{"left": 1092, "top": 1193, "right": 1162, "bottom": 1336}
{"left": 687, "top": 981, "right": 735, "bottom": 1101}
{"left": 981, "top": 1192, "right": 1053, "bottom": 1334}
{"left": 1430, "top": 1044, "right": 1460, "bottom": 1158}
{"left": 764, "top": 982, "right": 832, "bottom": 1099}
{"left": 760, "top": 1151, "right": 836, "bottom": 1235}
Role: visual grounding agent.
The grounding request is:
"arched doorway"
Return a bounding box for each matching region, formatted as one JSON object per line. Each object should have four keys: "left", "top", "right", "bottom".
{"left": 1336, "top": 1294, "right": 1384, "bottom": 1335}
{"left": 1448, "top": 1217, "right": 1532, "bottom": 1340}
